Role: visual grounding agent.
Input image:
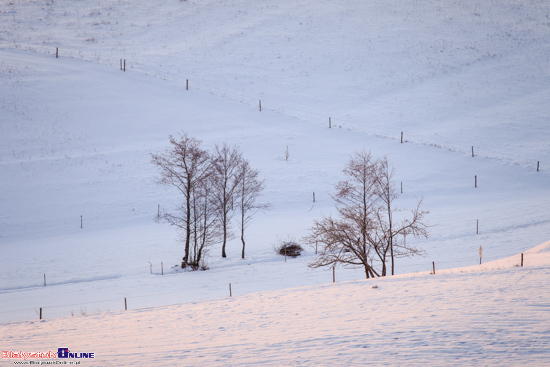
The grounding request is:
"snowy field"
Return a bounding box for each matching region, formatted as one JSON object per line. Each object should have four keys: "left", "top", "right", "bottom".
{"left": 1, "top": 243, "right": 550, "bottom": 366}
{"left": 1, "top": 0, "right": 549, "bottom": 365}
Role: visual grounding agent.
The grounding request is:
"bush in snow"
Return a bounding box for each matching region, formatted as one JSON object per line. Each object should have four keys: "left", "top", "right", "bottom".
{"left": 276, "top": 240, "right": 303, "bottom": 258}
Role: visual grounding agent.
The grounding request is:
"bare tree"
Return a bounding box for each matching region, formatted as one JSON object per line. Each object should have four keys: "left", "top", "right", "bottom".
{"left": 305, "top": 151, "right": 429, "bottom": 278}
{"left": 237, "top": 160, "right": 269, "bottom": 259}
{"left": 305, "top": 151, "right": 380, "bottom": 278}
{"left": 151, "top": 133, "right": 214, "bottom": 268}
{"left": 188, "top": 176, "right": 220, "bottom": 269}
{"left": 211, "top": 143, "right": 243, "bottom": 258}
{"left": 374, "top": 157, "right": 428, "bottom": 276}
{"left": 153, "top": 134, "right": 269, "bottom": 267}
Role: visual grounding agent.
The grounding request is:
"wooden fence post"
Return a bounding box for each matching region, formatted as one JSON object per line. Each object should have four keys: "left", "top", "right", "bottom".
{"left": 313, "top": 192, "right": 315, "bottom": 203}
{"left": 475, "top": 175, "right": 477, "bottom": 188}
{"left": 81, "top": 215, "right": 83, "bottom": 229}
{"left": 123, "top": 59, "right": 126, "bottom": 72}
{"left": 521, "top": 253, "right": 524, "bottom": 267}
{"left": 472, "top": 146, "right": 474, "bottom": 157}
{"left": 56, "top": 48, "right": 58, "bottom": 58}
{"left": 477, "top": 219, "right": 479, "bottom": 234}
{"left": 432, "top": 261, "right": 435, "bottom": 275}
{"left": 124, "top": 297, "right": 127, "bottom": 311}
{"left": 40, "top": 307, "right": 43, "bottom": 320}
{"left": 329, "top": 117, "right": 331, "bottom": 129}
{"left": 332, "top": 266, "right": 336, "bottom": 283}
{"left": 44, "top": 273, "right": 46, "bottom": 287}
{"left": 161, "top": 262, "right": 163, "bottom": 275}
{"left": 229, "top": 283, "right": 232, "bottom": 297}
{"left": 401, "top": 132, "right": 403, "bottom": 144}
{"left": 537, "top": 161, "right": 540, "bottom": 172}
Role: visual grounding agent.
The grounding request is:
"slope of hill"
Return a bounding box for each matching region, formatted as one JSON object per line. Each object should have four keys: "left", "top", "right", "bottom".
{"left": 1, "top": 242, "right": 549, "bottom": 365}
{"left": 1, "top": 0, "right": 549, "bottom": 363}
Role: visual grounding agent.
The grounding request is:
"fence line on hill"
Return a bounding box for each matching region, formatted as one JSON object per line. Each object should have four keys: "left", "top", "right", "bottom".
{"left": 0, "top": 249, "right": 532, "bottom": 322}
{"left": 3, "top": 43, "right": 544, "bottom": 170}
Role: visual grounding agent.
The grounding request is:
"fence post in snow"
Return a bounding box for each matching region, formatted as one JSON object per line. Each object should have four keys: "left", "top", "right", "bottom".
{"left": 44, "top": 273, "right": 46, "bottom": 287}
{"left": 475, "top": 175, "right": 477, "bottom": 188}
{"left": 521, "top": 253, "right": 524, "bottom": 267}
{"left": 229, "top": 283, "right": 232, "bottom": 297}
{"left": 161, "top": 262, "right": 164, "bottom": 275}
{"left": 537, "top": 161, "right": 540, "bottom": 172}
{"left": 432, "top": 261, "right": 435, "bottom": 275}
{"left": 313, "top": 192, "right": 315, "bottom": 203}
{"left": 40, "top": 308, "right": 43, "bottom": 320}
{"left": 186, "top": 79, "right": 189, "bottom": 90}
{"left": 329, "top": 117, "right": 331, "bottom": 129}
{"left": 56, "top": 48, "right": 58, "bottom": 59}
{"left": 124, "top": 298, "right": 127, "bottom": 311}
{"left": 332, "top": 266, "right": 336, "bottom": 283}
{"left": 124, "top": 59, "right": 126, "bottom": 72}
{"left": 472, "top": 146, "right": 474, "bottom": 157}
{"left": 401, "top": 132, "right": 403, "bottom": 144}
{"left": 81, "top": 215, "right": 83, "bottom": 229}
{"left": 259, "top": 100, "right": 261, "bottom": 111}
{"left": 477, "top": 219, "right": 479, "bottom": 234}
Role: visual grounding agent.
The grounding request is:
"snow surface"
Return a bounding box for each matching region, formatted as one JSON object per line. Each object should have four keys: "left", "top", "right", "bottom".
{"left": 1, "top": 246, "right": 550, "bottom": 366}
{"left": 1, "top": 0, "right": 549, "bottom": 365}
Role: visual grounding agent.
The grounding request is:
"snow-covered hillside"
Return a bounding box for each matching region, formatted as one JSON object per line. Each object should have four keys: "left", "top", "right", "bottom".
{"left": 2, "top": 243, "right": 550, "bottom": 366}
{"left": 1, "top": 0, "right": 549, "bottom": 364}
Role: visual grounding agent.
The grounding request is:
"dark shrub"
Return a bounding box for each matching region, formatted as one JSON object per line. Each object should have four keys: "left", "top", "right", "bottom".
{"left": 277, "top": 241, "right": 303, "bottom": 258}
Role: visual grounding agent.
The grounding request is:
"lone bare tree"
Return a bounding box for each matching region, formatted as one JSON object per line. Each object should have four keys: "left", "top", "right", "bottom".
{"left": 304, "top": 151, "right": 428, "bottom": 278}
{"left": 151, "top": 133, "right": 214, "bottom": 268}
{"left": 237, "top": 160, "right": 269, "bottom": 259}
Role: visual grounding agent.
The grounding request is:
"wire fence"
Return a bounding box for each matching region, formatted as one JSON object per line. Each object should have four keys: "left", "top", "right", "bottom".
{"left": 0, "top": 248, "right": 533, "bottom": 323}
{"left": 2, "top": 43, "right": 545, "bottom": 171}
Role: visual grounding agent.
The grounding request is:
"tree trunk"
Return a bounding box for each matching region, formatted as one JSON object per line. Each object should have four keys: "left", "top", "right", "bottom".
{"left": 241, "top": 234, "right": 246, "bottom": 259}
{"left": 221, "top": 184, "right": 228, "bottom": 258}
{"left": 183, "top": 186, "right": 192, "bottom": 267}
{"left": 240, "top": 177, "right": 246, "bottom": 259}
{"left": 221, "top": 216, "right": 227, "bottom": 258}
{"left": 390, "top": 239, "right": 394, "bottom": 276}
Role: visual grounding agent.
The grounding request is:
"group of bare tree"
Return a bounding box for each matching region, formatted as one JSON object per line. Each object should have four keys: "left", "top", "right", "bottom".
{"left": 151, "top": 132, "right": 268, "bottom": 270}
{"left": 304, "top": 151, "right": 429, "bottom": 278}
